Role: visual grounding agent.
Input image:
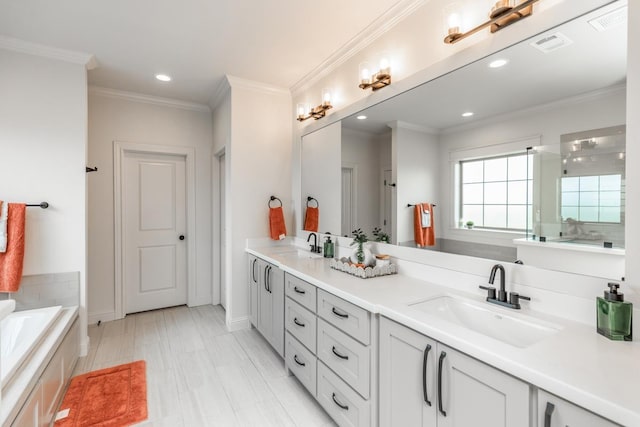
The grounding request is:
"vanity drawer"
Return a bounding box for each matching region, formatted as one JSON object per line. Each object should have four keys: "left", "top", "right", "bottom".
{"left": 285, "top": 297, "right": 317, "bottom": 353}
{"left": 317, "top": 361, "right": 370, "bottom": 427}
{"left": 285, "top": 273, "right": 317, "bottom": 313}
{"left": 538, "top": 390, "right": 620, "bottom": 427}
{"left": 317, "top": 319, "right": 370, "bottom": 399}
{"left": 285, "top": 332, "right": 317, "bottom": 397}
{"left": 318, "top": 289, "right": 370, "bottom": 345}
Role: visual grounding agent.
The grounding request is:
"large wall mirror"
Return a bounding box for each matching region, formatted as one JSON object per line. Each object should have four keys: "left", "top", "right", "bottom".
{"left": 301, "top": 2, "right": 627, "bottom": 274}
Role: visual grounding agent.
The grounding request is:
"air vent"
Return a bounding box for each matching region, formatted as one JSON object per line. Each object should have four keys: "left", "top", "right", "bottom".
{"left": 588, "top": 6, "right": 627, "bottom": 32}
{"left": 530, "top": 32, "right": 573, "bottom": 54}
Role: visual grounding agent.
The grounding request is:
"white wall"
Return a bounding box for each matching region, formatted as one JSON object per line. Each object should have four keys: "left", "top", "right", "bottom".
{"left": 87, "top": 90, "right": 213, "bottom": 322}
{"left": 216, "top": 77, "right": 291, "bottom": 329}
{"left": 0, "top": 49, "right": 88, "bottom": 349}
{"left": 392, "top": 124, "right": 439, "bottom": 245}
{"left": 302, "top": 122, "right": 341, "bottom": 235}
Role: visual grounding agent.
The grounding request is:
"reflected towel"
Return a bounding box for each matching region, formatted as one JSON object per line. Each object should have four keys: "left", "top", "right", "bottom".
{"left": 303, "top": 206, "right": 319, "bottom": 232}
{"left": 0, "top": 203, "right": 26, "bottom": 292}
{"left": 269, "top": 206, "right": 287, "bottom": 240}
{"left": 414, "top": 203, "right": 435, "bottom": 247}
{"left": 0, "top": 200, "right": 7, "bottom": 252}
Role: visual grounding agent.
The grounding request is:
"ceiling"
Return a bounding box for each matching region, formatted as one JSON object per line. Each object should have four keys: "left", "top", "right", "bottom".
{"left": 0, "top": 0, "right": 405, "bottom": 104}
{"left": 342, "top": 4, "right": 628, "bottom": 134}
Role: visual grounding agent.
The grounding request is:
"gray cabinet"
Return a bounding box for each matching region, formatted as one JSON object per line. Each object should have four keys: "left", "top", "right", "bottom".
{"left": 250, "top": 256, "right": 285, "bottom": 357}
{"left": 537, "top": 390, "right": 620, "bottom": 427}
{"left": 380, "top": 317, "right": 529, "bottom": 427}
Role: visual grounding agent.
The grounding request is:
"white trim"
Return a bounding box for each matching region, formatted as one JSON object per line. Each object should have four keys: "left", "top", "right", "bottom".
{"left": 88, "top": 311, "right": 116, "bottom": 325}
{"left": 341, "top": 162, "right": 359, "bottom": 235}
{"left": 209, "top": 80, "right": 231, "bottom": 110}
{"left": 226, "top": 75, "right": 290, "bottom": 95}
{"left": 226, "top": 316, "right": 251, "bottom": 332}
{"left": 449, "top": 135, "right": 541, "bottom": 161}
{"left": 80, "top": 337, "right": 90, "bottom": 358}
{"left": 90, "top": 86, "right": 211, "bottom": 112}
{"left": 0, "top": 35, "right": 97, "bottom": 69}
{"left": 113, "top": 141, "right": 197, "bottom": 320}
{"left": 387, "top": 120, "right": 439, "bottom": 135}
{"left": 290, "top": 0, "right": 427, "bottom": 96}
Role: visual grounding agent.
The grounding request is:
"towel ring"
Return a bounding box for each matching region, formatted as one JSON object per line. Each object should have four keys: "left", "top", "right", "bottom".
{"left": 269, "top": 196, "right": 282, "bottom": 208}
{"left": 306, "top": 196, "right": 319, "bottom": 208}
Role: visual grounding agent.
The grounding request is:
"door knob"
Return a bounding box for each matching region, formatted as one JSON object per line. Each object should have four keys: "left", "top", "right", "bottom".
{"left": 179, "top": 235, "right": 185, "bottom": 240}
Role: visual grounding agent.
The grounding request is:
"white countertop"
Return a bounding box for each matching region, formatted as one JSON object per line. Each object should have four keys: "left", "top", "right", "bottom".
{"left": 247, "top": 245, "right": 640, "bottom": 427}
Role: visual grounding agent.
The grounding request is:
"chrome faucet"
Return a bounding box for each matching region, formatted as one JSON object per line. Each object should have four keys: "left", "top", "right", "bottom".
{"left": 480, "top": 264, "right": 530, "bottom": 309}
{"left": 307, "top": 232, "right": 321, "bottom": 253}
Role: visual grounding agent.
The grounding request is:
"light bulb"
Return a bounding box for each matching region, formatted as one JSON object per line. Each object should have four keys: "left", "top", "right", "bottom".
{"left": 448, "top": 13, "right": 461, "bottom": 32}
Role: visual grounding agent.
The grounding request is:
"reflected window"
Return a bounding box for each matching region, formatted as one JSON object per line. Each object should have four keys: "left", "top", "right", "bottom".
{"left": 460, "top": 153, "right": 532, "bottom": 231}
{"left": 561, "top": 174, "right": 622, "bottom": 223}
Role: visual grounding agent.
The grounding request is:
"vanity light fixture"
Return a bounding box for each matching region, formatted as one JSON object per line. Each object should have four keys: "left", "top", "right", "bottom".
{"left": 444, "top": 0, "right": 540, "bottom": 44}
{"left": 296, "top": 88, "right": 333, "bottom": 121}
{"left": 359, "top": 56, "right": 392, "bottom": 91}
{"left": 155, "top": 74, "right": 172, "bottom": 82}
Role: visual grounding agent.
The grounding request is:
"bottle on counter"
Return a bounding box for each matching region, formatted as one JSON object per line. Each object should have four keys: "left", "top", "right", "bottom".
{"left": 323, "top": 236, "right": 334, "bottom": 259}
{"left": 596, "top": 282, "right": 632, "bottom": 341}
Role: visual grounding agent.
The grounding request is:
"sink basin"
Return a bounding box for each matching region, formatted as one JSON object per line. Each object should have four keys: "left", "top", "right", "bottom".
{"left": 409, "top": 295, "right": 561, "bottom": 348}
{"left": 295, "top": 249, "right": 324, "bottom": 259}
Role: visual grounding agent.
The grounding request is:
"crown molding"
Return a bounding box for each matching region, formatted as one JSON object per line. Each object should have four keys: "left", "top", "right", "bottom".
{"left": 209, "top": 75, "right": 290, "bottom": 110}
{"left": 89, "top": 86, "right": 211, "bottom": 112}
{"left": 0, "top": 35, "right": 97, "bottom": 69}
{"left": 388, "top": 120, "right": 439, "bottom": 135}
{"left": 290, "top": 0, "right": 427, "bottom": 96}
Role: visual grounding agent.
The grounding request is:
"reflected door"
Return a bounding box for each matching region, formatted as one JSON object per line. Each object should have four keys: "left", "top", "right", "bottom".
{"left": 123, "top": 152, "right": 188, "bottom": 314}
{"left": 342, "top": 167, "right": 355, "bottom": 236}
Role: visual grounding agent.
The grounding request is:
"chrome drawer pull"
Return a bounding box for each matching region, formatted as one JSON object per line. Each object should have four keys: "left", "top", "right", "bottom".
{"left": 293, "top": 317, "right": 306, "bottom": 327}
{"left": 294, "top": 355, "right": 306, "bottom": 367}
{"left": 332, "top": 346, "right": 349, "bottom": 360}
{"left": 332, "top": 393, "right": 349, "bottom": 411}
{"left": 331, "top": 307, "right": 349, "bottom": 318}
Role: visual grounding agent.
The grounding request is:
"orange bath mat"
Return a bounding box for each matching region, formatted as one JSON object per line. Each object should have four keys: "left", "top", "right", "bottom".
{"left": 55, "top": 360, "right": 148, "bottom": 427}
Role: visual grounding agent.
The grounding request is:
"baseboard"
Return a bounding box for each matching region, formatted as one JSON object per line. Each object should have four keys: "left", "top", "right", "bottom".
{"left": 226, "top": 315, "right": 251, "bottom": 332}
{"left": 88, "top": 311, "right": 116, "bottom": 326}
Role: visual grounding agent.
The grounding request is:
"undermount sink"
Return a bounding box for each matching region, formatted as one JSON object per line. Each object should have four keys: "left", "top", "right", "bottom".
{"left": 409, "top": 295, "right": 561, "bottom": 348}
{"left": 295, "top": 249, "right": 324, "bottom": 259}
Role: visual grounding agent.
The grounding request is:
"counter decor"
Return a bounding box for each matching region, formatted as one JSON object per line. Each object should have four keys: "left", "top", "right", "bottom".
{"left": 330, "top": 257, "right": 398, "bottom": 279}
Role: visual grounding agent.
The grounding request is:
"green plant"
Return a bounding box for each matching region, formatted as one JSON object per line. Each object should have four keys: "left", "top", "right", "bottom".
{"left": 372, "top": 227, "right": 390, "bottom": 243}
{"left": 350, "top": 228, "right": 369, "bottom": 263}
{"left": 466, "top": 220, "right": 474, "bottom": 228}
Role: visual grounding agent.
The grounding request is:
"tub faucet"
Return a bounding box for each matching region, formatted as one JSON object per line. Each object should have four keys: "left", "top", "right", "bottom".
{"left": 307, "top": 232, "right": 321, "bottom": 253}
{"left": 479, "top": 264, "right": 530, "bottom": 309}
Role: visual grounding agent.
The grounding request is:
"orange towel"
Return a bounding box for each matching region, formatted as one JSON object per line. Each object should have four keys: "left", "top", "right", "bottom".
{"left": 414, "top": 203, "right": 435, "bottom": 247}
{"left": 0, "top": 203, "right": 26, "bottom": 292}
{"left": 303, "top": 206, "right": 319, "bottom": 232}
{"left": 269, "top": 206, "right": 287, "bottom": 240}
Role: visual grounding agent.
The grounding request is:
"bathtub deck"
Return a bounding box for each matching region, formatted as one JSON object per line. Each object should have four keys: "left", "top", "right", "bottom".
{"left": 74, "top": 304, "right": 336, "bottom": 427}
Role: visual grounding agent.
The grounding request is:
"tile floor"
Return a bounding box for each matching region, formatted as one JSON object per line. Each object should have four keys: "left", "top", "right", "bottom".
{"left": 74, "top": 305, "right": 336, "bottom": 427}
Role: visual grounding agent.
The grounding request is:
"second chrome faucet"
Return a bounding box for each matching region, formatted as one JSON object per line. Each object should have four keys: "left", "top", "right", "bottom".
{"left": 479, "top": 264, "right": 530, "bottom": 309}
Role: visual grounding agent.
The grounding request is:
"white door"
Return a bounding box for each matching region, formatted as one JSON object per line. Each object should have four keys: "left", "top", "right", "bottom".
{"left": 219, "top": 153, "right": 226, "bottom": 308}
{"left": 123, "top": 151, "right": 187, "bottom": 314}
{"left": 341, "top": 167, "right": 355, "bottom": 236}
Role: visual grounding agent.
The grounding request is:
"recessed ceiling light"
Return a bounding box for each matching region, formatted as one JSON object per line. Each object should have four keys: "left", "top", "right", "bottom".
{"left": 489, "top": 59, "right": 508, "bottom": 68}
{"left": 462, "top": 112, "right": 474, "bottom": 117}
{"left": 357, "top": 115, "right": 367, "bottom": 120}
{"left": 155, "top": 74, "right": 172, "bottom": 82}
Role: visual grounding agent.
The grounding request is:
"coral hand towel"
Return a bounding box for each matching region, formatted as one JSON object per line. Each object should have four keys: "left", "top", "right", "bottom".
{"left": 269, "top": 206, "right": 287, "bottom": 240}
{"left": 413, "top": 203, "right": 435, "bottom": 247}
{"left": 303, "top": 206, "right": 319, "bottom": 232}
{"left": 0, "top": 203, "right": 26, "bottom": 292}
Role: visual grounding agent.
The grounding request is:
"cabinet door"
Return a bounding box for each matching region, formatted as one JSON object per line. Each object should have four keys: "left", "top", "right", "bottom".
{"left": 12, "top": 382, "right": 42, "bottom": 427}
{"left": 258, "top": 263, "right": 273, "bottom": 344}
{"left": 538, "top": 390, "right": 620, "bottom": 427}
{"left": 438, "top": 344, "right": 529, "bottom": 427}
{"left": 269, "top": 264, "right": 285, "bottom": 357}
{"left": 379, "top": 317, "right": 437, "bottom": 427}
{"left": 248, "top": 255, "right": 261, "bottom": 327}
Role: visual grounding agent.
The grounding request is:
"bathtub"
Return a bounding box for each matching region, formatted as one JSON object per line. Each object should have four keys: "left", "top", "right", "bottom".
{"left": 1, "top": 305, "right": 63, "bottom": 388}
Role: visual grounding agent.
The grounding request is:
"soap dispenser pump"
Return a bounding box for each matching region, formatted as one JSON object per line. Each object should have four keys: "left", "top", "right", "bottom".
{"left": 597, "top": 282, "right": 632, "bottom": 341}
{"left": 323, "top": 235, "right": 334, "bottom": 259}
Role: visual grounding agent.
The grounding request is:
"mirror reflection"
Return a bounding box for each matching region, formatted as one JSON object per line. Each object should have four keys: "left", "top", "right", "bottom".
{"left": 301, "top": 3, "right": 627, "bottom": 265}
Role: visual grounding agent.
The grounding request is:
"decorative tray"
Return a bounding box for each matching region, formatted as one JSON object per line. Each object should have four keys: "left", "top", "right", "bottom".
{"left": 329, "top": 258, "right": 398, "bottom": 279}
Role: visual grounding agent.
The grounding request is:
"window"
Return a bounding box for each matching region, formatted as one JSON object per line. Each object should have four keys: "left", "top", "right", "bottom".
{"left": 460, "top": 153, "right": 532, "bottom": 231}
{"left": 561, "top": 174, "right": 622, "bottom": 223}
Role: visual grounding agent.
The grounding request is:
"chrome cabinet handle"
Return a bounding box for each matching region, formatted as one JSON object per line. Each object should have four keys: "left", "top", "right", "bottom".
{"left": 293, "top": 355, "right": 306, "bottom": 367}
{"left": 293, "top": 317, "right": 305, "bottom": 327}
{"left": 544, "top": 402, "right": 555, "bottom": 427}
{"left": 331, "top": 307, "right": 349, "bottom": 318}
{"left": 438, "top": 351, "right": 447, "bottom": 417}
{"left": 332, "top": 393, "right": 349, "bottom": 411}
{"left": 332, "top": 346, "right": 349, "bottom": 360}
{"left": 294, "top": 286, "right": 306, "bottom": 294}
{"left": 423, "top": 344, "right": 432, "bottom": 406}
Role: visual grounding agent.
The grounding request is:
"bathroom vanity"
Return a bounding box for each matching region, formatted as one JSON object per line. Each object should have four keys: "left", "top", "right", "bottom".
{"left": 246, "top": 244, "right": 637, "bottom": 427}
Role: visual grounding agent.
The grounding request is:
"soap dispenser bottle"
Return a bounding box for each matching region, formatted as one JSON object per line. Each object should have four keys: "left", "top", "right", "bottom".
{"left": 597, "top": 282, "right": 632, "bottom": 341}
{"left": 323, "top": 236, "right": 334, "bottom": 259}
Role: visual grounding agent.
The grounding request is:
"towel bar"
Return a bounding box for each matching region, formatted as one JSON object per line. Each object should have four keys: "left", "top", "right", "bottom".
{"left": 408, "top": 203, "right": 436, "bottom": 207}
{"left": 26, "top": 202, "right": 49, "bottom": 209}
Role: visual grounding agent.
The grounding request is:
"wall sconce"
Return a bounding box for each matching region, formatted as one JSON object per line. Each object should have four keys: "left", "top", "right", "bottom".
{"left": 444, "top": 0, "right": 540, "bottom": 44}
{"left": 358, "top": 55, "right": 391, "bottom": 91}
{"left": 297, "top": 88, "right": 333, "bottom": 121}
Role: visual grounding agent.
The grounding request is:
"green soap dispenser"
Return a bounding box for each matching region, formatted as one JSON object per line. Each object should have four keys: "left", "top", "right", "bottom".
{"left": 597, "top": 282, "right": 632, "bottom": 341}
{"left": 323, "top": 236, "right": 334, "bottom": 259}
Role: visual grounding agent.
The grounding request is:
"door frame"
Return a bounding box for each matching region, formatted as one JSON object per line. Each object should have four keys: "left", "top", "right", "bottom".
{"left": 341, "top": 163, "right": 358, "bottom": 236}
{"left": 113, "top": 141, "right": 197, "bottom": 319}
